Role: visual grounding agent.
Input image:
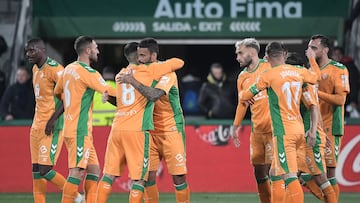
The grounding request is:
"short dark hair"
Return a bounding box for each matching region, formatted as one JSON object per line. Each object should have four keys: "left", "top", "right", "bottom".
{"left": 210, "top": 62, "right": 223, "bottom": 70}
{"left": 265, "top": 42, "right": 287, "bottom": 58}
{"left": 311, "top": 34, "right": 332, "bottom": 49}
{"left": 124, "top": 42, "right": 138, "bottom": 58}
{"left": 74, "top": 36, "right": 94, "bottom": 55}
{"left": 286, "top": 52, "right": 305, "bottom": 66}
{"left": 26, "top": 38, "right": 45, "bottom": 48}
{"left": 138, "top": 37, "right": 159, "bottom": 54}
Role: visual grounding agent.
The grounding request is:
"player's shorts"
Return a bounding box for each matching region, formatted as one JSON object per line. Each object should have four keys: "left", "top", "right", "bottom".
{"left": 250, "top": 132, "right": 273, "bottom": 165}
{"left": 149, "top": 130, "right": 187, "bottom": 175}
{"left": 30, "top": 128, "right": 63, "bottom": 166}
{"left": 64, "top": 135, "right": 99, "bottom": 169}
{"left": 303, "top": 130, "right": 327, "bottom": 175}
{"left": 272, "top": 134, "right": 305, "bottom": 176}
{"left": 325, "top": 134, "right": 342, "bottom": 167}
{"left": 103, "top": 129, "right": 150, "bottom": 181}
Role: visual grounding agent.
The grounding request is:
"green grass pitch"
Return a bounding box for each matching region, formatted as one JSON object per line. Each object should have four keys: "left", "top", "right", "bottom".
{"left": 0, "top": 192, "right": 359, "bottom": 203}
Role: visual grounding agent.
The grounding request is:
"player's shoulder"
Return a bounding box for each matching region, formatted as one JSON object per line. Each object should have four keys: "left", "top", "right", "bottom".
{"left": 328, "top": 60, "right": 347, "bottom": 70}
{"left": 46, "top": 57, "right": 63, "bottom": 68}
{"left": 77, "top": 61, "right": 97, "bottom": 73}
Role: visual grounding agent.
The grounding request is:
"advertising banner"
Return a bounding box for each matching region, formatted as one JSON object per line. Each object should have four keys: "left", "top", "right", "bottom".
{"left": 0, "top": 124, "right": 359, "bottom": 192}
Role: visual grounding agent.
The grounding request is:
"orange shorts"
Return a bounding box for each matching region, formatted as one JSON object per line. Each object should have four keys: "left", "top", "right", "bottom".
{"left": 303, "top": 130, "right": 327, "bottom": 175}
{"left": 103, "top": 129, "right": 150, "bottom": 181}
{"left": 272, "top": 134, "right": 305, "bottom": 176}
{"left": 325, "top": 134, "right": 342, "bottom": 167}
{"left": 30, "top": 128, "right": 63, "bottom": 166}
{"left": 149, "top": 130, "right": 187, "bottom": 175}
{"left": 250, "top": 132, "right": 273, "bottom": 165}
{"left": 64, "top": 135, "right": 99, "bottom": 169}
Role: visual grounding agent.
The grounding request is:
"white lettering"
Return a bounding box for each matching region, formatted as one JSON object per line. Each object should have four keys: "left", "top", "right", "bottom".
{"left": 154, "top": 0, "right": 174, "bottom": 18}
{"left": 153, "top": 22, "right": 192, "bottom": 32}
{"left": 154, "top": 0, "right": 223, "bottom": 19}
{"left": 64, "top": 68, "right": 80, "bottom": 80}
{"left": 283, "top": 2, "right": 302, "bottom": 18}
{"left": 230, "top": 0, "right": 302, "bottom": 18}
{"left": 280, "top": 70, "right": 300, "bottom": 79}
{"left": 204, "top": 2, "right": 223, "bottom": 18}
{"left": 198, "top": 21, "right": 222, "bottom": 32}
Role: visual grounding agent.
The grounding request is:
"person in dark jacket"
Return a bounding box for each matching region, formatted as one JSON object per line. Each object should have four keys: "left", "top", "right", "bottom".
{"left": 198, "top": 62, "right": 237, "bottom": 119}
{"left": 0, "top": 66, "right": 35, "bottom": 120}
{"left": 331, "top": 46, "right": 360, "bottom": 118}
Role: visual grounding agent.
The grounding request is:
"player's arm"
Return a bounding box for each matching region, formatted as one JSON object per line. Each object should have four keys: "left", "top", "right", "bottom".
{"left": 306, "top": 48, "right": 321, "bottom": 81}
{"left": 317, "top": 91, "right": 346, "bottom": 106}
{"left": 151, "top": 58, "right": 184, "bottom": 78}
{"left": 116, "top": 72, "right": 165, "bottom": 102}
{"left": 306, "top": 104, "right": 318, "bottom": 148}
{"left": 239, "top": 72, "right": 270, "bottom": 101}
{"left": 54, "top": 77, "right": 64, "bottom": 100}
{"left": 45, "top": 102, "right": 64, "bottom": 136}
{"left": 301, "top": 85, "right": 318, "bottom": 147}
{"left": 318, "top": 68, "right": 349, "bottom": 106}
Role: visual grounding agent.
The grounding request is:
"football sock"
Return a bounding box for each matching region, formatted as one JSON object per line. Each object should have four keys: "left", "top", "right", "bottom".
{"left": 84, "top": 174, "right": 99, "bottom": 203}
{"left": 300, "top": 174, "right": 324, "bottom": 200}
{"left": 62, "top": 177, "right": 80, "bottom": 203}
{"left": 43, "top": 169, "right": 66, "bottom": 190}
{"left": 270, "top": 176, "right": 285, "bottom": 203}
{"left": 129, "top": 183, "right": 144, "bottom": 203}
{"left": 256, "top": 177, "right": 271, "bottom": 203}
{"left": 144, "top": 181, "right": 159, "bottom": 203}
{"left": 329, "top": 177, "right": 339, "bottom": 201}
{"left": 96, "top": 176, "right": 113, "bottom": 203}
{"left": 320, "top": 181, "right": 337, "bottom": 203}
{"left": 284, "top": 177, "right": 304, "bottom": 203}
{"left": 33, "top": 172, "right": 47, "bottom": 203}
{"left": 175, "top": 182, "right": 190, "bottom": 203}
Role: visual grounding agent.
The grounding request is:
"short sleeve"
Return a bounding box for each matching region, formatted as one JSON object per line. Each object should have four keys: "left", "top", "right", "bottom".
{"left": 154, "top": 73, "right": 176, "bottom": 94}
{"left": 334, "top": 68, "right": 350, "bottom": 94}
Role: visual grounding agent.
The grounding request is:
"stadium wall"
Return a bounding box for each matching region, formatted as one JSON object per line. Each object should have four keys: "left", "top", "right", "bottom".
{"left": 0, "top": 124, "right": 359, "bottom": 193}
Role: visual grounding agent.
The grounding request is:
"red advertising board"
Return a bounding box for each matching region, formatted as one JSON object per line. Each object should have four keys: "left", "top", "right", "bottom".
{"left": 0, "top": 125, "right": 359, "bottom": 192}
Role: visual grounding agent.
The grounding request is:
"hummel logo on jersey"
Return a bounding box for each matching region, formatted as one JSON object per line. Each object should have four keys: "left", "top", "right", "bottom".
{"left": 314, "top": 152, "right": 321, "bottom": 163}
{"left": 143, "top": 158, "right": 149, "bottom": 168}
{"left": 51, "top": 144, "right": 57, "bottom": 154}
{"left": 335, "top": 146, "right": 339, "bottom": 156}
{"left": 77, "top": 146, "right": 84, "bottom": 157}
{"left": 279, "top": 152, "right": 286, "bottom": 163}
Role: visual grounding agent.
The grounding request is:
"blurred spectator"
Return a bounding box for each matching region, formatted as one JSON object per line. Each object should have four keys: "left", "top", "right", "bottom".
{"left": 0, "top": 66, "right": 35, "bottom": 120}
{"left": 92, "top": 66, "right": 116, "bottom": 126}
{"left": 198, "top": 62, "right": 237, "bottom": 119}
{"left": 345, "top": 0, "right": 360, "bottom": 31}
{"left": 179, "top": 70, "right": 202, "bottom": 116}
{"left": 0, "top": 35, "right": 8, "bottom": 99}
{"left": 331, "top": 46, "right": 360, "bottom": 118}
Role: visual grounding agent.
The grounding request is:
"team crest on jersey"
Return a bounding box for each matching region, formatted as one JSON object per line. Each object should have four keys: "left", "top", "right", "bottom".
{"left": 159, "top": 75, "right": 170, "bottom": 85}
{"left": 322, "top": 73, "right": 328, "bottom": 80}
{"left": 47, "top": 58, "right": 58, "bottom": 66}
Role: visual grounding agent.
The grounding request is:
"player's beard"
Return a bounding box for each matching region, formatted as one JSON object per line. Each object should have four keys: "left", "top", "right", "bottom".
{"left": 90, "top": 53, "right": 98, "bottom": 64}
{"left": 240, "top": 57, "right": 252, "bottom": 69}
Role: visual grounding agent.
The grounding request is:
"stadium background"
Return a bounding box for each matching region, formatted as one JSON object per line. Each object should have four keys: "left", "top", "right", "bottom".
{"left": 0, "top": 0, "right": 360, "bottom": 202}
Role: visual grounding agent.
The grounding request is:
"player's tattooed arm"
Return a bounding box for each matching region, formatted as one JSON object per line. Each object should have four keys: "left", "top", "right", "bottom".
{"left": 137, "top": 83, "right": 166, "bottom": 102}
{"left": 116, "top": 73, "right": 165, "bottom": 102}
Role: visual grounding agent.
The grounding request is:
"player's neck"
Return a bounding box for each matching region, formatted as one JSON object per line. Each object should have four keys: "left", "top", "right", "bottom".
{"left": 77, "top": 56, "right": 90, "bottom": 66}
{"left": 318, "top": 57, "right": 330, "bottom": 68}
{"left": 247, "top": 57, "right": 259, "bottom": 71}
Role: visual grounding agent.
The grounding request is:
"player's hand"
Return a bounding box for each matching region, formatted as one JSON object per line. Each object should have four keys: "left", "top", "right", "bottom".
{"left": 102, "top": 90, "right": 109, "bottom": 103}
{"left": 45, "top": 118, "right": 56, "bottom": 136}
{"left": 5, "top": 114, "right": 14, "bottom": 121}
{"left": 246, "top": 98, "right": 256, "bottom": 105}
{"left": 305, "top": 130, "right": 316, "bottom": 148}
{"left": 230, "top": 125, "right": 241, "bottom": 148}
{"left": 306, "top": 48, "right": 315, "bottom": 59}
{"left": 325, "top": 135, "right": 332, "bottom": 148}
